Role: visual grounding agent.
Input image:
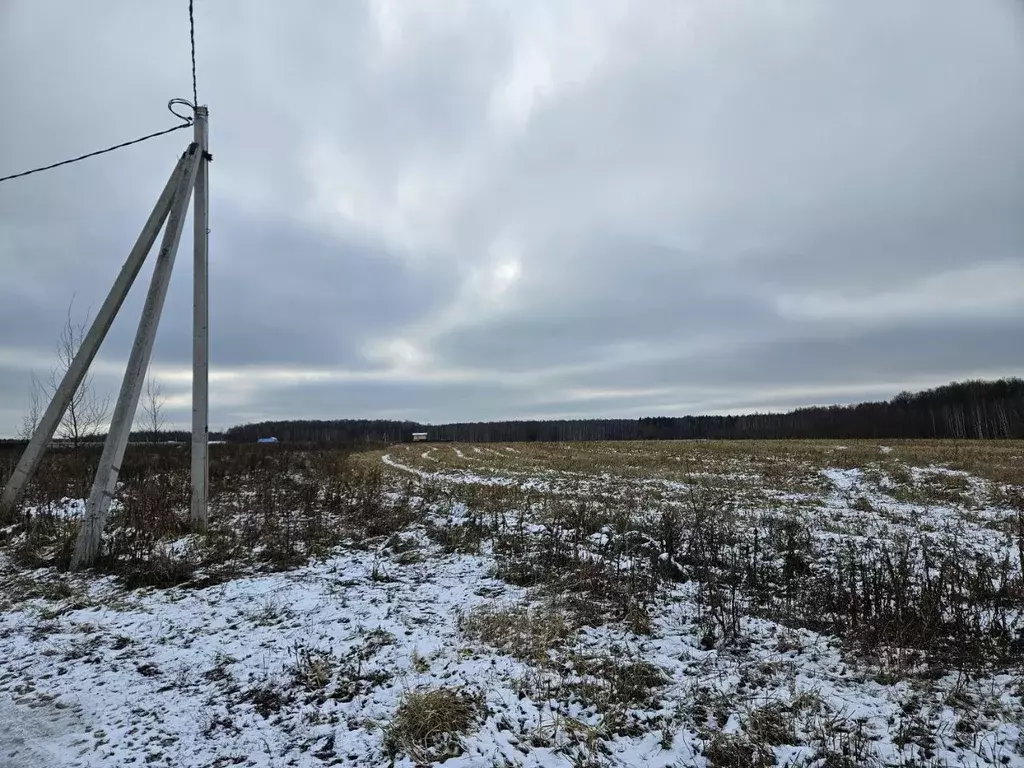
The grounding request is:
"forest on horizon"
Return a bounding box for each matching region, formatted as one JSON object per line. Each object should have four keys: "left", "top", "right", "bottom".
{"left": 4, "top": 377, "right": 1021, "bottom": 447}
{"left": 223, "top": 378, "right": 1024, "bottom": 444}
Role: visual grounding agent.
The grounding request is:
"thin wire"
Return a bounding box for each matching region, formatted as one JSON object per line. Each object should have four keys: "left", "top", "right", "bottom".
{"left": 1, "top": 2, "right": 199, "bottom": 185}
{"left": 0, "top": 123, "right": 192, "bottom": 184}
{"left": 189, "top": 0, "right": 198, "bottom": 107}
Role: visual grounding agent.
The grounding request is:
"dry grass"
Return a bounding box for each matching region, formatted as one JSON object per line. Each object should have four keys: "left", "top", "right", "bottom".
{"left": 384, "top": 685, "right": 482, "bottom": 765}
{"left": 384, "top": 439, "right": 1023, "bottom": 493}
{"left": 386, "top": 439, "right": 1024, "bottom": 671}
{"left": 0, "top": 443, "right": 399, "bottom": 583}
{"left": 746, "top": 702, "right": 797, "bottom": 746}
{"left": 290, "top": 643, "right": 336, "bottom": 691}
{"left": 459, "top": 600, "right": 574, "bottom": 664}
{"left": 460, "top": 598, "right": 668, "bottom": 742}
{"left": 564, "top": 653, "right": 668, "bottom": 718}
{"left": 6, "top": 440, "right": 1021, "bottom": 668}
{"left": 704, "top": 732, "right": 774, "bottom": 768}
{"left": 3, "top": 438, "right": 1023, "bottom": 765}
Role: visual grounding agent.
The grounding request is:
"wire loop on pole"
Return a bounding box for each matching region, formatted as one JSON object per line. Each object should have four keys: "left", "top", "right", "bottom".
{"left": 168, "top": 98, "right": 197, "bottom": 123}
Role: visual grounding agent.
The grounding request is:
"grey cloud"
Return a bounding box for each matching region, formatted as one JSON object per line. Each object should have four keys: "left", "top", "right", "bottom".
{"left": 432, "top": 237, "right": 788, "bottom": 374}
{"left": 582, "top": 317, "right": 1024, "bottom": 395}
{"left": 230, "top": 377, "right": 529, "bottom": 425}
{"left": 2, "top": 0, "right": 1023, "bottom": 435}
{"left": 93, "top": 207, "right": 461, "bottom": 369}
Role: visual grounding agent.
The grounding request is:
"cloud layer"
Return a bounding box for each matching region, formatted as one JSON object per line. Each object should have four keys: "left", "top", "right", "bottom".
{"left": 2, "top": 0, "right": 1023, "bottom": 434}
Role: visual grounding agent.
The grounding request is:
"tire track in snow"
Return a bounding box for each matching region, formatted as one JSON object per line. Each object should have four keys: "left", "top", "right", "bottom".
{"left": 381, "top": 453, "right": 434, "bottom": 479}
{"left": 381, "top": 454, "right": 516, "bottom": 487}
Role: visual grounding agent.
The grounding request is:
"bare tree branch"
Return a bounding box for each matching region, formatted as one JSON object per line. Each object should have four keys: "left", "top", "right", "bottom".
{"left": 139, "top": 373, "right": 167, "bottom": 442}
{"left": 36, "top": 297, "right": 112, "bottom": 449}
{"left": 18, "top": 373, "right": 44, "bottom": 441}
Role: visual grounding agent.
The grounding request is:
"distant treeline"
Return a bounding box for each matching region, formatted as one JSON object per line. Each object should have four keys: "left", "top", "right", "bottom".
{"left": 222, "top": 378, "right": 1024, "bottom": 443}
{"left": 0, "top": 430, "right": 205, "bottom": 448}
{"left": 223, "top": 420, "right": 423, "bottom": 445}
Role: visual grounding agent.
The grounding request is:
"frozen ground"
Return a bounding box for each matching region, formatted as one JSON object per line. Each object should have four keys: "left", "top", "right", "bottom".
{"left": 2, "top": 441, "right": 1023, "bottom": 767}
{"left": 2, "top": 550, "right": 534, "bottom": 766}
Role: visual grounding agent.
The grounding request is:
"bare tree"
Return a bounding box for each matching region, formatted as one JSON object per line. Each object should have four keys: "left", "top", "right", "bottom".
{"left": 138, "top": 373, "right": 167, "bottom": 442}
{"left": 18, "top": 373, "right": 44, "bottom": 441}
{"left": 40, "top": 300, "right": 111, "bottom": 449}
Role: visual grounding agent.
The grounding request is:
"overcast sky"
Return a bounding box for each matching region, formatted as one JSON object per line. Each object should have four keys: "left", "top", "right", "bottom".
{"left": 1, "top": 0, "right": 1023, "bottom": 435}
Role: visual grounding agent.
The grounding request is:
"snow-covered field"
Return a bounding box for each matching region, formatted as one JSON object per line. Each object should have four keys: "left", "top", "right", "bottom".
{"left": 2, "top": 440, "right": 1023, "bottom": 767}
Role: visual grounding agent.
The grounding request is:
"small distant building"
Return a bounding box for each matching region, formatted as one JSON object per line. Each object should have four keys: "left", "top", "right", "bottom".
{"left": 257, "top": 436, "right": 279, "bottom": 444}
{"left": 411, "top": 432, "right": 428, "bottom": 442}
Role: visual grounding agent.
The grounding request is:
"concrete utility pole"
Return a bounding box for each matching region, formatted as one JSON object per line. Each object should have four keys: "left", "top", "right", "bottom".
{"left": 191, "top": 106, "right": 210, "bottom": 528}
{"left": 72, "top": 144, "right": 202, "bottom": 570}
{"left": 0, "top": 152, "right": 188, "bottom": 516}
{"left": 5, "top": 98, "right": 214, "bottom": 570}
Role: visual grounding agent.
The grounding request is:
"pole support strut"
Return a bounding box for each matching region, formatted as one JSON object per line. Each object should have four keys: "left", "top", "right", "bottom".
{"left": 71, "top": 144, "right": 202, "bottom": 570}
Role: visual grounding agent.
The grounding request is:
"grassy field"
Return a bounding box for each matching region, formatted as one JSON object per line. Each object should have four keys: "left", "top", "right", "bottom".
{"left": 1, "top": 439, "right": 1023, "bottom": 767}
